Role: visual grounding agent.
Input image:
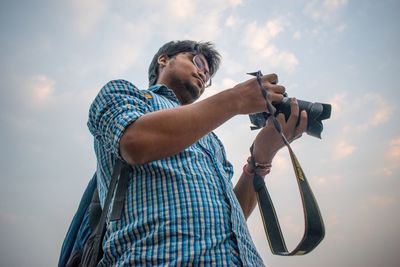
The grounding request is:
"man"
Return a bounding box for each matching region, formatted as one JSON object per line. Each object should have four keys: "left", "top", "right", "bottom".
{"left": 87, "top": 40, "right": 307, "bottom": 266}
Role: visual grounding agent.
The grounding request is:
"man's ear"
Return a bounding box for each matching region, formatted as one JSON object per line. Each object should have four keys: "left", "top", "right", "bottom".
{"left": 157, "top": 54, "right": 169, "bottom": 68}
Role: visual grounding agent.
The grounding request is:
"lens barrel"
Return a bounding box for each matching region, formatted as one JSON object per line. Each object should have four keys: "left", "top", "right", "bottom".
{"left": 249, "top": 97, "right": 331, "bottom": 138}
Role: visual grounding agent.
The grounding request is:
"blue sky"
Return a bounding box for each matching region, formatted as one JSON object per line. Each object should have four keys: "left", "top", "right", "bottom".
{"left": 0, "top": 0, "right": 399, "bottom": 266}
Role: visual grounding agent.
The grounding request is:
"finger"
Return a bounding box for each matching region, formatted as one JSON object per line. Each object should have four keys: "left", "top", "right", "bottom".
{"left": 287, "top": 97, "right": 300, "bottom": 130}
{"left": 294, "top": 110, "right": 308, "bottom": 138}
{"left": 266, "top": 84, "right": 286, "bottom": 95}
{"left": 261, "top": 73, "right": 278, "bottom": 84}
{"left": 268, "top": 92, "right": 284, "bottom": 103}
{"left": 277, "top": 112, "right": 286, "bottom": 126}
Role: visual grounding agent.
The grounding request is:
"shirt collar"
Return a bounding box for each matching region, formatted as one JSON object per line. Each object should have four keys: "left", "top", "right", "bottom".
{"left": 148, "top": 84, "right": 180, "bottom": 104}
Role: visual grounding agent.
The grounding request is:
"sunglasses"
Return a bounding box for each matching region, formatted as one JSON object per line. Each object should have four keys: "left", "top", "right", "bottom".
{"left": 192, "top": 54, "right": 212, "bottom": 88}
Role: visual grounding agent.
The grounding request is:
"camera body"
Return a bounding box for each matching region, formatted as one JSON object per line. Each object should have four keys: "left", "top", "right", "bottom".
{"left": 249, "top": 97, "right": 331, "bottom": 138}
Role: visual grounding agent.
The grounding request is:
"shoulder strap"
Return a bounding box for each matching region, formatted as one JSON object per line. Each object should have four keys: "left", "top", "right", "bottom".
{"left": 248, "top": 70, "right": 325, "bottom": 255}
{"left": 251, "top": 146, "right": 325, "bottom": 255}
{"left": 88, "top": 159, "right": 129, "bottom": 266}
{"left": 58, "top": 175, "right": 97, "bottom": 267}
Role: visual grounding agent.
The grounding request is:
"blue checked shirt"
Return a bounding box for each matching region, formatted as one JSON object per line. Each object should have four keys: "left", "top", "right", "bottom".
{"left": 87, "top": 80, "right": 265, "bottom": 266}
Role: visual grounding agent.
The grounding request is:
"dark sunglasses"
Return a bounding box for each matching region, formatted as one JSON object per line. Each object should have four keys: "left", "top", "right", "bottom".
{"left": 192, "top": 54, "right": 212, "bottom": 88}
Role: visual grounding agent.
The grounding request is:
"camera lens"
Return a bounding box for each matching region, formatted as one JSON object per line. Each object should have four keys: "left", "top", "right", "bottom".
{"left": 275, "top": 97, "right": 332, "bottom": 138}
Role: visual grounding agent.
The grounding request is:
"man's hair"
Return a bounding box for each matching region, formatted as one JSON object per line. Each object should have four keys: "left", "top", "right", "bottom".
{"left": 148, "top": 40, "right": 221, "bottom": 86}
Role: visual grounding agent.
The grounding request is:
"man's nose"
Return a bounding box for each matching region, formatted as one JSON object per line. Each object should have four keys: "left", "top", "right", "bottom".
{"left": 198, "top": 70, "right": 207, "bottom": 83}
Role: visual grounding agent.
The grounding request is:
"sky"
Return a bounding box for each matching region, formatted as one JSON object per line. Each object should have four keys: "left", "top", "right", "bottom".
{"left": 0, "top": 0, "right": 399, "bottom": 266}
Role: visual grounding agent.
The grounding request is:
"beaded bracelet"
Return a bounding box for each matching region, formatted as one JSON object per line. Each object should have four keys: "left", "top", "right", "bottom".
{"left": 244, "top": 156, "right": 272, "bottom": 177}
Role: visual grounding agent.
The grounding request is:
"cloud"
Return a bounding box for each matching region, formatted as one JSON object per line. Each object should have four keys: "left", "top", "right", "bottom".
{"left": 225, "top": 15, "right": 243, "bottom": 28}
{"left": 333, "top": 140, "right": 355, "bottom": 159}
{"left": 369, "top": 194, "right": 395, "bottom": 209}
{"left": 354, "top": 93, "right": 393, "bottom": 131}
{"left": 304, "top": 0, "right": 348, "bottom": 21}
{"left": 167, "top": 0, "right": 196, "bottom": 19}
{"left": 88, "top": 14, "right": 154, "bottom": 77}
{"left": 380, "top": 136, "right": 400, "bottom": 176}
{"left": 244, "top": 20, "right": 284, "bottom": 51}
{"left": 221, "top": 78, "right": 238, "bottom": 88}
{"left": 336, "top": 23, "right": 347, "bottom": 33}
{"left": 382, "top": 168, "right": 393, "bottom": 176}
{"left": 187, "top": 11, "right": 222, "bottom": 40}
{"left": 337, "top": 93, "right": 394, "bottom": 135}
{"left": 324, "top": 0, "right": 348, "bottom": 10}
{"left": 280, "top": 215, "right": 303, "bottom": 236}
{"left": 312, "top": 174, "right": 343, "bottom": 188}
{"left": 293, "top": 30, "right": 302, "bottom": 40}
{"left": 268, "top": 153, "right": 291, "bottom": 180}
{"left": 242, "top": 19, "right": 299, "bottom": 72}
{"left": 302, "top": 0, "right": 348, "bottom": 42}
{"left": 70, "top": 0, "right": 108, "bottom": 34}
{"left": 389, "top": 137, "right": 400, "bottom": 157}
{"left": 227, "top": 0, "right": 243, "bottom": 6}
{"left": 329, "top": 92, "right": 347, "bottom": 120}
{"left": 30, "top": 75, "right": 55, "bottom": 104}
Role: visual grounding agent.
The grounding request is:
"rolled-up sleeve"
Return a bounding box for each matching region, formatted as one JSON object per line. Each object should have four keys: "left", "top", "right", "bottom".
{"left": 87, "top": 80, "right": 150, "bottom": 157}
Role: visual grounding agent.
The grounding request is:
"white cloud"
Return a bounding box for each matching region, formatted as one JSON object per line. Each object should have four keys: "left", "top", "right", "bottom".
{"left": 167, "top": 0, "right": 196, "bottom": 19}
{"left": 70, "top": 0, "right": 108, "bottom": 34}
{"left": 304, "top": 0, "right": 348, "bottom": 21}
{"left": 336, "top": 23, "right": 347, "bottom": 33}
{"left": 244, "top": 20, "right": 284, "bottom": 51}
{"left": 313, "top": 174, "right": 343, "bottom": 187}
{"left": 242, "top": 19, "right": 298, "bottom": 72}
{"left": 30, "top": 75, "right": 55, "bottom": 104}
{"left": 225, "top": 15, "right": 243, "bottom": 28}
{"left": 94, "top": 16, "right": 153, "bottom": 76}
{"left": 324, "top": 0, "right": 348, "bottom": 10}
{"left": 329, "top": 92, "right": 347, "bottom": 120}
{"left": 369, "top": 194, "right": 395, "bottom": 209}
{"left": 280, "top": 215, "right": 303, "bottom": 236}
{"left": 389, "top": 137, "right": 400, "bottom": 156}
{"left": 354, "top": 93, "right": 393, "bottom": 131}
{"left": 222, "top": 78, "right": 239, "bottom": 88}
{"left": 188, "top": 12, "right": 222, "bottom": 40}
{"left": 269, "top": 153, "right": 291, "bottom": 179}
{"left": 382, "top": 168, "right": 393, "bottom": 176}
{"left": 381, "top": 136, "right": 400, "bottom": 176}
{"left": 338, "top": 93, "right": 394, "bottom": 135}
{"left": 228, "top": 0, "right": 243, "bottom": 6}
{"left": 333, "top": 140, "right": 355, "bottom": 159}
{"left": 293, "top": 30, "right": 302, "bottom": 40}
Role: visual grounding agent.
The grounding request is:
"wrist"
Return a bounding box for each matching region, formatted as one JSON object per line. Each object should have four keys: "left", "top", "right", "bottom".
{"left": 245, "top": 157, "right": 272, "bottom": 177}
{"left": 225, "top": 87, "right": 243, "bottom": 115}
{"left": 252, "top": 149, "right": 277, "bottom": 164}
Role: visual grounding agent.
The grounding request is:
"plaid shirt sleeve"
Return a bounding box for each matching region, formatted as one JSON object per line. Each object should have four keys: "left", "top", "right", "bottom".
{"left": 87, "top": 79, "right": 151, "bottom": 158}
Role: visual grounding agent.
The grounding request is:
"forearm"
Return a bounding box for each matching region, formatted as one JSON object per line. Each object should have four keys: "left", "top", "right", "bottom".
{"left": 234, "top": 157, "right": 273, "bottom": 220}
{"left": 234, "top": 167, "right": 258, "bottom": 220}
{"left": 121, "top": 88, "right": 240, "bottom": 164}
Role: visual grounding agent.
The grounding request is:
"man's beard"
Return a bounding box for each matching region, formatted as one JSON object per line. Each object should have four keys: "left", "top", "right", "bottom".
{"left": 170, "top": 76, "right": 202, "bottom": 105}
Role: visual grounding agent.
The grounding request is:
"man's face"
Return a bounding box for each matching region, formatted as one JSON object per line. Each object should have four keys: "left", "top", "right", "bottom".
{"left": 161, "top": 52, "right": 210, "bottom": 104}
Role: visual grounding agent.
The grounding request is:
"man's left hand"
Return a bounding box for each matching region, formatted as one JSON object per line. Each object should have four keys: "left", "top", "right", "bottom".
{"left": 252, "top": 97, "right": 308, "bottom": 164}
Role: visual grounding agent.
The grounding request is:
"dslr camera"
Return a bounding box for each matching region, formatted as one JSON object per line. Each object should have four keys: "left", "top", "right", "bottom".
{"left": 249, "top": 95, "right": 331, "bottom": 138}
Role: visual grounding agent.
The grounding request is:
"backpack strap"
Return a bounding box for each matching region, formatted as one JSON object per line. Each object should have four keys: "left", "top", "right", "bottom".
{"left": 87, "top": 159, "right": 127, "bottom": 266}
{"left": 58, "top": 175, "right": 97, "bottom": 267}
{"left": 110, "top": 162, "right": 130, "bottom": 221}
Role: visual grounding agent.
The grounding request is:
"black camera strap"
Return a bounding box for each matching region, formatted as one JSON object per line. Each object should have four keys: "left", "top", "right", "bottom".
{"left": 247, "top": 71, "right": 325, "bottom": 255}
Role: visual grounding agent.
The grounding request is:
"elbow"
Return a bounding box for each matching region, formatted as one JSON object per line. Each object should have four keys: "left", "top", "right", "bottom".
{"left": 121, "top": 149, "right": 146, "bottom": 166}
{"left": 120, "top": 132, "right": 149, "bottom": 165}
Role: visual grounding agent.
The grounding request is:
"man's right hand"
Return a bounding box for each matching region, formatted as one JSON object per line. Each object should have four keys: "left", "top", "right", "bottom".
{"left": 232, "top": 73, "right": 286, "bottom": 115}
